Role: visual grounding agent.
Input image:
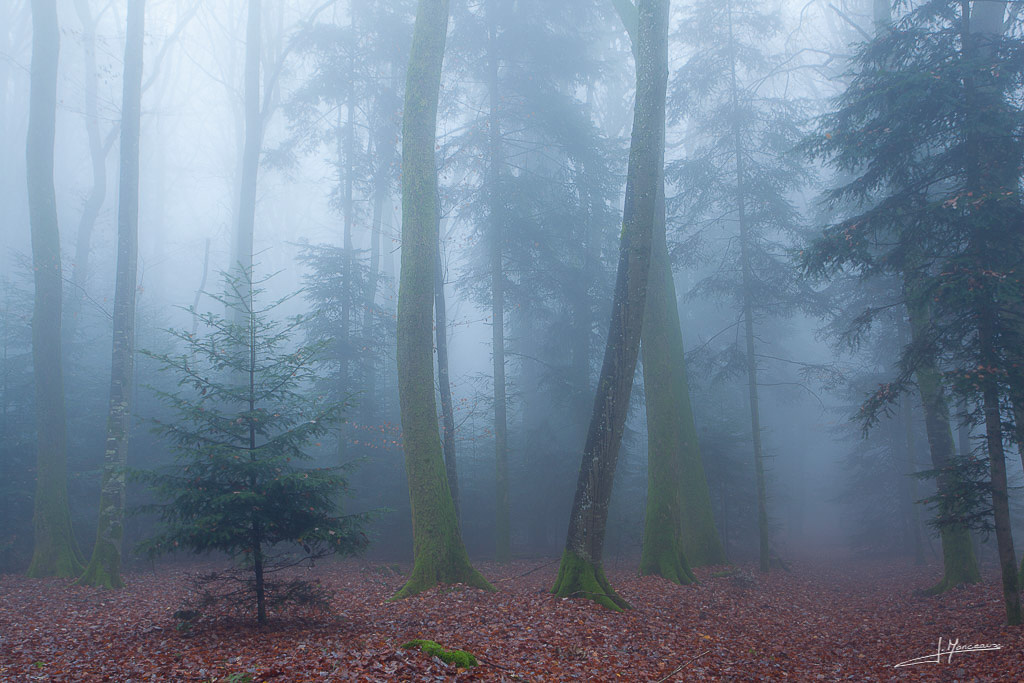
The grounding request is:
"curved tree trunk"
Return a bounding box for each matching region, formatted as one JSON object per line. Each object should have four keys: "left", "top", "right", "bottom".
{"left": 392, "top": 0, "right": 490, "bottom": 601}
{"left": 26, "top": 0, "right": 83, "bottom": 579}
{"left": 78, "top": 0, "right": 145, "bottom": 590}
{"left": 551, "top": 0, "right": 668, "bottom": 611}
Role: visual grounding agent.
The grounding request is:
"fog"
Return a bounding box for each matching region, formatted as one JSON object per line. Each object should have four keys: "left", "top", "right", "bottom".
{"left": 4, "top": 0, "right": 1024, "bottom": 644}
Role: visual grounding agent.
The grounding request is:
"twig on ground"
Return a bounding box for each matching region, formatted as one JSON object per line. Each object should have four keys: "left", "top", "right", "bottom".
{"left": 653, "top": 649, "right": 711, "bottom": 683}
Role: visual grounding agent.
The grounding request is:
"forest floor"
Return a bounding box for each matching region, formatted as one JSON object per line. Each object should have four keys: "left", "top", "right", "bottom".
{"left": 1, "top": 558, "right": 1021, "bottom": 681}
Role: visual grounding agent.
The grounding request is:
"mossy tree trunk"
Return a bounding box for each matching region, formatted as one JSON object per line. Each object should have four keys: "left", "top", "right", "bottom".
{"left": 26, "top": 0, "right": 83, "bottom": 579}
{"left": 78, "top": 0, "right": 145, "bottom": 589}
{"left": 552, "top": 0, "right": 668, "bottom": 611}
{"left": 485, "top": 0, "right": 510, "bottom": 564}
{"left": 393, "top": 0, "right": 491, "bottom": 601}
{"left": 612, "top": 0, "right": 726, "bottom": 576}
{"left": 905, "top": 289, "right": 980, "bottom": 593}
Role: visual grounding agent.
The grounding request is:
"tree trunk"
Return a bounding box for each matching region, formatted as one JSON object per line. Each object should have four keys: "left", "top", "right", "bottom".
{"left": 435, "top": 222, "right": 459, "bottom": 523}
{"left": 551, "top": 0, "right": 668, "bottom": 611}
{"left": 613, "top": 0, "right": 726, "bottom": 575}
{"left": 26, "top": 0, "right": 83, "bottom": 579}
{"left": 233, "top": 0, "right": 261, "bottom": 274}
{"left": 638, "top": 216, "right": 698, "bottom": 584}
{"left": 78, "top": 0, "right": 145, "bottom": 589}
{"left": 979, "top": 306, "right": 1020, "bottom": 624}
{"left": 485, "top": 0, "right": 510, "bottom": 564}
{"left": 727, "top": 0, "right": 771, "bottom": 574}
{"left": 905, "top": 290, "right": 981, "bottom": 592}
{"left": 392, "top": 0, "right": 490, "bottom": 601}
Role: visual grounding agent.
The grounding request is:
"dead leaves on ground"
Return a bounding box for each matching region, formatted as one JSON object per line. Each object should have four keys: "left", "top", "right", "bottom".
{"left": 1, "top": 559, "right": 1021, "bottom": 681}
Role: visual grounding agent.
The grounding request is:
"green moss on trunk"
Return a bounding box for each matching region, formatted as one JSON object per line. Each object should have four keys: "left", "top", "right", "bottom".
{"left": 25, "top": 0, "right": 83, "bottom": 580}
{"left": 393, "top": 0, "right": 491, "bottom": 601}
{"left": 921, "top": 525, "right": 980, "bottom": 595}
{"left": 552, "top": 550, "right": 631, "bottom": 612}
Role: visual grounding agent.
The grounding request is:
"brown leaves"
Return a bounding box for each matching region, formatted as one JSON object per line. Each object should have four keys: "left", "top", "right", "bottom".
{"left": 0, "top": 559, "right": 1020, "bottom": 681}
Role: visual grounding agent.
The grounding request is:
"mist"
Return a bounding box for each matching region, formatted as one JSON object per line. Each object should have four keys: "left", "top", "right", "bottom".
{"left": 3, "top": 0, "right": 1024, "bottom": 678}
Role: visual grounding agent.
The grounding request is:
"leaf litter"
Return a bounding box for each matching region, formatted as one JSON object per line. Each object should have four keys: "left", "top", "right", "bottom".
{"left": 1, "top": 559, "right": 1020, "bottom": 681}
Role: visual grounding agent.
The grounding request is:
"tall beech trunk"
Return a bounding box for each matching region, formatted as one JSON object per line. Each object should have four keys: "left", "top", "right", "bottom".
{"left": 435, "top": 223, "right": 459, "bottom": 522}
{"left": 727, "top": 0, "right": 770, "bottom": 574}
{"left": 486, "top": 1, "right": 510, "bottom": 563}
{"left": 613, "top": 0, "right": 725, "bottom": 576}
{"left": 392, "top": 0, "right": 491, "bottom": 600}
{"left": 233, "top": 0, "right": 261, "bottom": 274}
{"left": 551, "top": 0, "right": 668, "bottom": 611}
{"left": 638, "top": 211, "right": 698, "bottom": 584}
{"left": 906, "top": 289, "right": 981, "bottom": 593}
{"left": 26, "top": 0, "right": 83, "bottom": 578}
{"left": 78, "top": 0, "right": 145, "bottom": 589}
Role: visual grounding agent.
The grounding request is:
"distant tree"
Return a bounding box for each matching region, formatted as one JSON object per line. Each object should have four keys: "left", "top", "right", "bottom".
{"left": 137, "top": 268, "right": 368, "bottom": 624}
{"left": 551, "top": 0, "right": 669, "bottom": 611}
{"left": 668, "top": 0, "right": 814, "bottom": 573}
{"left": 25, "top": 0, "right": 83, "bottom": 578}
{"left": 392, "top": 0, "right": 491, "bottom": 600}
{"left": 444, "top": 0, "right": 623, "bottom": 559}
{"left": 78, "top": 0, "right": 146, "bottom": 590}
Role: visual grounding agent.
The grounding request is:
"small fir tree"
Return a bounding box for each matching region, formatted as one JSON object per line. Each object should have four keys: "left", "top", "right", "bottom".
{"left": 136, "top": 268, "right": 368, "bottom": 625}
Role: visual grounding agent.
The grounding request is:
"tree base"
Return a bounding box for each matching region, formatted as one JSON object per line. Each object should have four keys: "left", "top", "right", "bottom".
{"left": 390, "top": 558, "right": 493, "bottom": 601}
{"left": 551, "top": 550, "right": 631, "bottom": 611}
{"left": 639, "top": 547, "right": 697, "bottom": 586}
{"left": 918, "top": 573, "right": 981, "bottom": 596}
{"left": 76, "top": 542, "right": 125, "bottom": 589}
{"left": 919, "top": 527, "right": 981, "bottom": 596}
{"left": 26, "top": 544, "right": 83, "bottom": 579}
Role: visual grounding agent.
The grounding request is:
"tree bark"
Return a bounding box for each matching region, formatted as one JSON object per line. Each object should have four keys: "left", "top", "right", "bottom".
{"left": 551, "top": 0, "right": 668, "bottom": 611}
{"left": 78, "top": 0, "right": 145, "bottom": 590}
{"left": 26, "top": 0, "right": 83, "bottom": 579}
{"left": 392, "top": 0, "right": 490, "bottom": 600}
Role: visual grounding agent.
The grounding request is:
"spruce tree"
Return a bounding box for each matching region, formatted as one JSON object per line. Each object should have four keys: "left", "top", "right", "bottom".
{"left": 137, "top": 268, "right": 368, "bottom": 625}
